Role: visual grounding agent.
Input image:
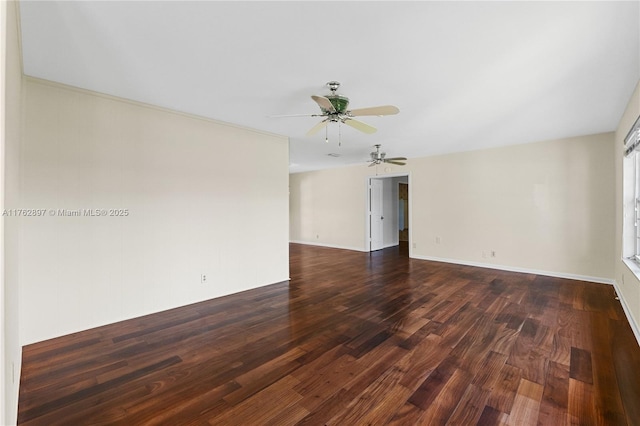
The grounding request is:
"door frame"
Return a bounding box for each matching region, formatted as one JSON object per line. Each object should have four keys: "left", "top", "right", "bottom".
{"left": 365, "top": 172, "right": 411, "bottom": 254}
{"left": 369, "top": 178, "right": 385, "bottom": 251}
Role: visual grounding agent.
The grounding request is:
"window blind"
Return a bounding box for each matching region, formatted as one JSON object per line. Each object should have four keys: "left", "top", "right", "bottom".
{"left": 624, "top": 115, "right": 640, "bottom": 157}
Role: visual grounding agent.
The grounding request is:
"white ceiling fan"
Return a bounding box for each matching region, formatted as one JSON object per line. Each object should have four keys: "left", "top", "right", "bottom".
{"left": 368, "top": 144, "right": 407, "bottom": 167}
{"left": 273, "top": 81, "right": 399, "bottom": 143}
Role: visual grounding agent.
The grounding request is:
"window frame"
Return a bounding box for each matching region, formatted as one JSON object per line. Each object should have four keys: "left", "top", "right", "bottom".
{"left": 635, "top": 154, "right": 640, "bottom": 262}
{"left": 623, "top": 115, "right": 640, "bottom": 271}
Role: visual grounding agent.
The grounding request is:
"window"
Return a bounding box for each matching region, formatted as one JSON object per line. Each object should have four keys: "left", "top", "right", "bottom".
{"left": 623, "top": 116, "right": 640, "bottom": 265}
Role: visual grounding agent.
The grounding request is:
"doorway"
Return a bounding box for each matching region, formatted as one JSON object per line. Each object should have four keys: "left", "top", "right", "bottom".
{"left": 399, "top": 182, "right": 409, "bottom": 254}
{"left": 367, "top": 174, "right": 410, "bottom": 255}
{"left": 370, "top": 178, "right": 385, "bottom": 251}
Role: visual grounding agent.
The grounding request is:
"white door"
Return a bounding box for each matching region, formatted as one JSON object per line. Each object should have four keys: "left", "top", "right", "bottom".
{"left": 370, "top": 179, "right": 384, "bottom": 251}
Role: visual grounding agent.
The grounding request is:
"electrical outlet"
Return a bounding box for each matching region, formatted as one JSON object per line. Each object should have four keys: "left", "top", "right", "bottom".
{"left": 412, "top": 242, "right": 416, "bottom": 248}
{"left": 435, "top": 236, "right": 441, "bottom": 244}
{"left": 201, "top": 274, "right": 207, "bottom": 284}
{"left": 491, "top": 251, "right": 496, "bottom": 258}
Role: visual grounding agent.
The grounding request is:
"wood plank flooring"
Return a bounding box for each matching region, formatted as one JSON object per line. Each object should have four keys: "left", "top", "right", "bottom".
{"left": 18, "top": 243, "right": 640, "bottom": 425}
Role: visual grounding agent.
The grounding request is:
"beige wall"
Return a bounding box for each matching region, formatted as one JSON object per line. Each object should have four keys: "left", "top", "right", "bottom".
{"left": 615, "top": 80, "right": 640, "bottom": 340}
{"left": 3, "top": 1, "right": 23, "bottom": 424}
{"left": 411, "top": 133, "right": 614, "bottom": 280}
{"left": 18, "top": 79, "right": 290, "bottom": 345}
{"left": 291, "top": 133, "right": 615, "bottom": 282}
{"left": 289, "top": 164, "right": 407, "bottom": 251}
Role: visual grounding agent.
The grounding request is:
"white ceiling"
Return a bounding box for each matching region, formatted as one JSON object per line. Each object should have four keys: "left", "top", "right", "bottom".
{"left": 19, "top": 1, "right": 640, "bottom": 173}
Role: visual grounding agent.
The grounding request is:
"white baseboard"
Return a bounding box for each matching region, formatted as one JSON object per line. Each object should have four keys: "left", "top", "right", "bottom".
{"left": 6, "top": 347, "right": 21, "bottom": 426}
{"left": 289, "top": 240, "right": 402, "bottom": 252}
{"left": 289, "top": 240, "right": 368, "bottom": 252}
{"left": 411, "top": 254, "right": 614, "bottom": 285}
{"left": 613, "top": 280, "right": 640, "bottom": 347}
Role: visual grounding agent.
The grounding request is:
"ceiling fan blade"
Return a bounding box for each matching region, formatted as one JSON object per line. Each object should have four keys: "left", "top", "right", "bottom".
{"left": 348, "top": 105, "right": 400, "bottom": 117}
{"left": 268, "top": 113, "right": 322, "bottom": 118}
{"left": 384, "top": 157, "right": 408, "bottom": 161}
{"left": 343, "top": 118, "right": 377, "bottom": 134}
{"left": 311, "top": 95, "right": 336, "bottom": 113}
{"left": 306, "top": 119, "right": 329, "bottom": 136}
{"left": 384, "top": 160, "right": 406, "bottom": 166}
{"left": 368, "top": 162, "right": 377, "bottom": 167}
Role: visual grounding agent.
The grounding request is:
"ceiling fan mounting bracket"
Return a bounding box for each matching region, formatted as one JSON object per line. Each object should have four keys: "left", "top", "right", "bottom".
{"left": 327, "top": 81, "right": 341, "bottom": 93}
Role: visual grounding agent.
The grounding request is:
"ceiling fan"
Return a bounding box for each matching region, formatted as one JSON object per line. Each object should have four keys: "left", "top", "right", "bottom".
{"left": 274, "top": 81, "right": 399, "bottom": 141}
{"left": 369, "top": 144, "right": 407, "bottom": 167}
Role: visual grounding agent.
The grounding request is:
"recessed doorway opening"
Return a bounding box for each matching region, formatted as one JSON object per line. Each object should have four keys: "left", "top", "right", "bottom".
{"left": 366, "top": 173, "right": 410, "bottom": 256}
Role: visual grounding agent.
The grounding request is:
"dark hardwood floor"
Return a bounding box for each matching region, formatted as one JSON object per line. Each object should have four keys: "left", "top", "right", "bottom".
{"left": 18, "top": 243, "right": 640, "bottom": 425}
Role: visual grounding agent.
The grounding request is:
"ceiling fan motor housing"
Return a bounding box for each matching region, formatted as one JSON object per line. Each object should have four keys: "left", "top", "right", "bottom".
{"left": 321, "top": 95, "right": 349, "bottom": 114}
{"left": 371, "top": 148, "right": 386, "bottom": 163}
